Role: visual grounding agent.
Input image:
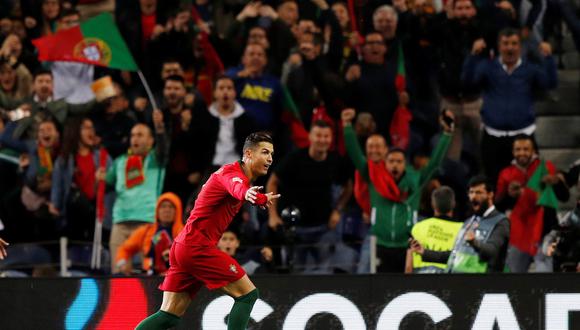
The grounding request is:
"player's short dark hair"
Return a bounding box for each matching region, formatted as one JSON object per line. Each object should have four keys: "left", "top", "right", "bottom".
{"left": 164, "top": 75, "right": 185, "bottom": 87}
{"left": 213, "top": 75, "right": 234, "bottom": 90}
{"left": 33, "top": 68, "right": 53, "bottom": 80}
{"left": 468, "top": 175, "right": 493, "bottom": 193}
{"left": 431, "top": 186, "right": 456, "bottom": 214}
{"left": 243, "top": 132, "right": 273, "bottom": 151}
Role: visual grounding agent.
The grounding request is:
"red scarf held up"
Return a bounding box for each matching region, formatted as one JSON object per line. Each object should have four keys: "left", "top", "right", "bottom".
{"left": 354, "top": 159, "right": 405, "bottom": 214}
{"left": 125, "top": 153, "right": 146, "bottom": 189}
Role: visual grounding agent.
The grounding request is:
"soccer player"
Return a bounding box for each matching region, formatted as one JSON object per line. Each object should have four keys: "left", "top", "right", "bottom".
{"left": 135, "top": 132, "right": 280, "bottom": 330}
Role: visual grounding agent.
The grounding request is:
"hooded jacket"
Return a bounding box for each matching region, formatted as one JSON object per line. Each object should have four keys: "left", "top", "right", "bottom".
{"left": 116, "top": 192, "right": 184, "bottom": 272}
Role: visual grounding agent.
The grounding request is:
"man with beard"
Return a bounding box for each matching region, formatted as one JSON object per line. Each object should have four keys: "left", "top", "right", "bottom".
{"left": 462, "top": 28, "right": 557, "bottom": 182}
{"left": 495, "top": 135, "right": 568, "bottom": 272}
{"left": 342, "top": 108, "right": 454, "bottom": 273}
{"left": 267, "top": 120, "right": 351, "bottom": 273}
{"left": 411, "top": 175, "right": 510, "bottom": 273}
{"left": 159, "top": 75, "right": 198, "bottom": 203}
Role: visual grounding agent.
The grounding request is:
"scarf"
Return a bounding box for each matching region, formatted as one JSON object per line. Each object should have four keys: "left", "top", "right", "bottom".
{"left": 354, "top": 159, "right": 406, "bottom": 214}
{"left": 37, "top": 144, "right": 54, "bottom": 178}
{"left": 125, "top": 152, "right": 146, "bottom": 189}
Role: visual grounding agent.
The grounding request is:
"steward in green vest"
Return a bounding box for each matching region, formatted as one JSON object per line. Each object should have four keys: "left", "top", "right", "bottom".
{"left": 409, "top": 186, "right": 463, "bottom": 273}
{"left": 410, "top": 176, "right": 510, "bottom": 273}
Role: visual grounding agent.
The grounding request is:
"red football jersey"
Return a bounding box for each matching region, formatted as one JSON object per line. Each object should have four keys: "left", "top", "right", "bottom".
{"left": 175, "top": 161, "right": 266, "bottom": 247}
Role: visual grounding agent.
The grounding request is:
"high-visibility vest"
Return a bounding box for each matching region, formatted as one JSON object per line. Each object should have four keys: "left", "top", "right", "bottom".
{"left": 411, "top": 217, "right": 463, "bottom": 273}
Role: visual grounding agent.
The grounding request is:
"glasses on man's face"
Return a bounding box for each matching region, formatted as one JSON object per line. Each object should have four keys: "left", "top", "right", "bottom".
{"left": 365, "top": 41, "right": 384, "bottom": 46}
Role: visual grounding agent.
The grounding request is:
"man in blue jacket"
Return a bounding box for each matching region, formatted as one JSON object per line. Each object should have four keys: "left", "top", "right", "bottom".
{"left": 462, "top": 27, "right": 557, "bottom": 181}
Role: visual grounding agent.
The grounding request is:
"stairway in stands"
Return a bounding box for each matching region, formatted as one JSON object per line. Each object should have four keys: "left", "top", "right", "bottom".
{"left": 536, "top": 21, "right": 580, "bottom": 208}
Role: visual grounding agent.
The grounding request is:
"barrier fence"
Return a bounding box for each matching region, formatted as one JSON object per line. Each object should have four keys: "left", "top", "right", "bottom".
{"left": 1, "top": 274, "right": 580, "bottom": 329}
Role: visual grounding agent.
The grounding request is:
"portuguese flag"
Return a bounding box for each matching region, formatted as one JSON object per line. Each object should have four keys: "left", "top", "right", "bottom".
{"left": 389, "top": 44, "right": 412, "bottom": 149}
{"left": 527, "top": 159, "right": 559, "bottom": 209}
{"left": 32, "top": 13, "right": 138, "bottom": 71}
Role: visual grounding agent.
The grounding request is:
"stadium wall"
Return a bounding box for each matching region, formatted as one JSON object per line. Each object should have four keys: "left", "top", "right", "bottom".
{"left": 0, "top": 274, "right": 580, "bottom": 329}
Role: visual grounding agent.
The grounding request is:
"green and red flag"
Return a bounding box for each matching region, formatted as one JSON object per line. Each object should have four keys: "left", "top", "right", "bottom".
{"left": 32, "top": 13, "right": 138, "bottom": 71}
{"left": 281, "top": 87, "right": 310, "bottom": 148}
{"left": 390, "top": 44, "right": 412, "bottom": 149}
{"left": 527, "top": 159, "right": 559, "bottom": 209}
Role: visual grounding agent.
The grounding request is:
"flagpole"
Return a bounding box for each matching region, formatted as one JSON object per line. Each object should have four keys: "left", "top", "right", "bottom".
{"left": 137, "top": 70, "right": 158, "bottom": 110}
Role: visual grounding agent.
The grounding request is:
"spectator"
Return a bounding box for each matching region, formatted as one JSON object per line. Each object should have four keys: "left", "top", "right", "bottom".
{"left": 0, "top": 49, "right": 32, "bottom": 100}
{"left": 157, "top": 75, "right": 196, "bottom": 203}
{"left": 99, "top": 111, "right": 168, "bottom": 272}
{"left": 406, "top": 186, "right": 463, "bottom": 273}
{"left": 226, "top": 43, "right": 283, "bottom": 135}
{"left": 50, "top": 117, "right": 113, "bottom": 241}
{"left": 411, "top": 175, "right": 510, "bottom": 273}
{"left": 0, "top": 32, "right": 39, "bottom": 78}
{"left": 432, "top": 0, "right": 483, "bottom": 164}
{"left": 24, "top": 0, "right": 61, "bottom": 39}
{"left": 217, "top": 230, "right": 275, "bottom": 275}
{"left": 0, "top": 69, "right": 97, "bottom": 143}
{"left": 267, "top": 120, "right": 351, "bottom": 273}
{"left": 191, "top": 75, "right": 256, "bottom": 178}
{"left": 341, "top": 108, "right": 453, "bottom": 273}
{"left": 461, "top": 28, "right": 557, "bottom": 181}
{"left": 344, "top": 32, "right": 408, "bottom": 139}
{"left": 19, "top": 116, "right": 61, "bottom": 240}
{"left": 90, "top": 83, "right": 136, "bottom": 158}
{"left": 496, "top": 135, "right": 568, "bottom": 272}
{"left": 115, "top": 192, "right": 183, "bottom": 275}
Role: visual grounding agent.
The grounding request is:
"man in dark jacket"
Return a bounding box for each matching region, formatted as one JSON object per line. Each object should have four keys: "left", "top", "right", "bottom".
{"left": 462, "top": 28, "right": 557, "bottom": 181}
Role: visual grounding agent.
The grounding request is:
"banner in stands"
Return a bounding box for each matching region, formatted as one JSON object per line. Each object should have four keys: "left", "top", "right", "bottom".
{"left": 1, "top": 274, "right": 580, "bottom": 329}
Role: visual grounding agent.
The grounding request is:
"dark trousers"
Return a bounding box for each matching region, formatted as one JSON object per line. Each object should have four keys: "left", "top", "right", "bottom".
{"left": 376, "top": 246, "right": 407, "bottom": 273}
{"left": 481, "top": 131, "right": 537, "bottom": 183}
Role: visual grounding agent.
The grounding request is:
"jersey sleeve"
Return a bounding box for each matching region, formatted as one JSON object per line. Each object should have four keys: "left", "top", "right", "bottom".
{"left": 218, "top": 166, "right": 268, "bottom": 206}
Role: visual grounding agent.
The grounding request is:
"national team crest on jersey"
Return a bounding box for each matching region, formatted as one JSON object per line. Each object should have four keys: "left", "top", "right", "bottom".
{"left": 229, "top": 264, "right": 239, "bottom": 274}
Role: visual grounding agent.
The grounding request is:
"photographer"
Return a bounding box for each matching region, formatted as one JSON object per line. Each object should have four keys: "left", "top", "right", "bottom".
{"left": 542, "top": 160, "right": 580, "bottom": 272}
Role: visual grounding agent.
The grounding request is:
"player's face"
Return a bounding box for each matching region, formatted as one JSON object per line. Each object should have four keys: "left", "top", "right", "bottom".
{"left": 157, "top": 200, "right": 176, "bottom": 226}
{"left": 247, "top": 142, "right": 274, "bottom": 176}
{"left": 218, "top": 232, "right": 240, "bottom": 256}
{"left": 386, "top": 151, "right": 406, "bottom": 181}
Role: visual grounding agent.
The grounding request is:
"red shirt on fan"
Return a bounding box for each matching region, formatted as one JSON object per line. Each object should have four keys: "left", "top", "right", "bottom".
{"left": 175, "top": 161, "right": 267, "bottom": 247}
{"left": 74, "top": 152, "right": 96, "bottom": 200}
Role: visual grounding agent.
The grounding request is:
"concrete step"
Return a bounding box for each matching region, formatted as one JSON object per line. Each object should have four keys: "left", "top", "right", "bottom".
{"left": 536, "top": 70, "right": 579, "bottom": 116}
{"left": 536, "top": 116, "right": 580, "bottom": 148}
{"left": 538, "top": 147, "right": 580, "bottom": 169}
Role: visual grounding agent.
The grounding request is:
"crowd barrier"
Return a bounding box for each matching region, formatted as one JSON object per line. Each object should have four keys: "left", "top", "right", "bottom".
{"left": 1, "top": 274, "right": 580, "bottom": 329}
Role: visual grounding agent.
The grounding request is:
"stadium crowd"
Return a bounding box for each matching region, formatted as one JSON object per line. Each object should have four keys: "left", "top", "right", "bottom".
{"left": 0, "top": 0, "right": 579, "bottom": 276}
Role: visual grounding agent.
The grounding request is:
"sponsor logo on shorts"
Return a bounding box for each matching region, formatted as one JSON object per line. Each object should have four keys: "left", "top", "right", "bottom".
{"left": 229, "top": 264, "right": 238, "bottom": 274}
